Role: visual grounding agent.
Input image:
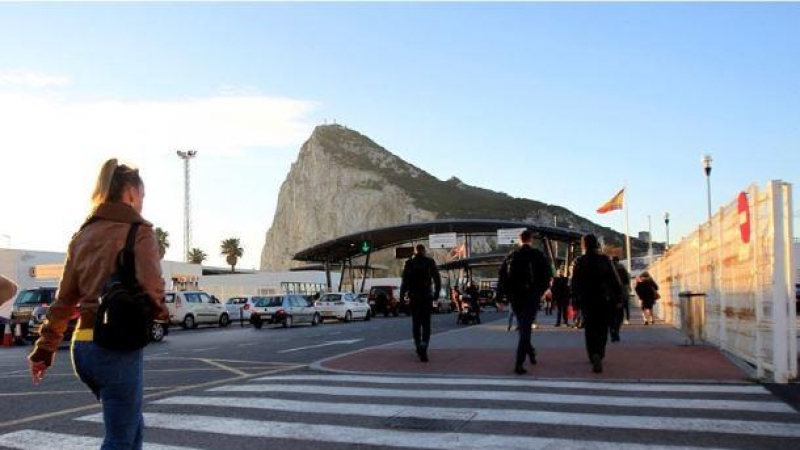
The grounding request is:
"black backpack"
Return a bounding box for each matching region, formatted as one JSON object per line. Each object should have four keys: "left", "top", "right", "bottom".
{"left": 94, "top": 223, "right": 153, "bottom": 351}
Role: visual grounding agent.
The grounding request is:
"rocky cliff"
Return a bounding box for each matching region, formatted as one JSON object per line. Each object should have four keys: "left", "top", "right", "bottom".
{"left": 261, "top": 124, "right": 648, "bottom": 272}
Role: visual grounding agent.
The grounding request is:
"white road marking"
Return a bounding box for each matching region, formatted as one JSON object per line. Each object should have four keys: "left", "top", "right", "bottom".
{"left": 0, "top": 430, "right": 198, "bottom": 450}
{"left": 208, "top": 383, "right": 794, "bottom": 413}
{"left": 237, "top": 342, "right": 259, "bottom": 347}
{"left": 155, "top": 395, "right": 800, "bottom": 438}
{"left": 254, "top": 374, "right": 769, "bottom": 395}
{"left": 190, "top": 347, "right": 217, "bottom": 352}
{"left": 76, "top": 412, "right": 737, "bottom": 450}
{"left": 278, "top": 338, "right": 363, "bottom": 354}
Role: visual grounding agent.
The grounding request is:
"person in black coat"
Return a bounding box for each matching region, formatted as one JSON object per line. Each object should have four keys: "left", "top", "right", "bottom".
{"left": 551, "top": 269, "right": 571, "bottom": 327}
{"left": 609, "top": 256, "right": 631, "bottom": 341}
{"left": 635, "top": 271, "right": 659, "bottom": 325}
{"left": 570, "top": 234, "right": 623, "bottom": 374}
{"left": 399, "top": 244, "right": 442, "bottom": 362}
{"left": 497, "top": 229, "right": 553, "bottom": 375}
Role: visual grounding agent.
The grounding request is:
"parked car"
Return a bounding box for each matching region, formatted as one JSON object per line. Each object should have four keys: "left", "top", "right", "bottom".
{"left": 249, "top": 294, "right": 321, "bottom": 329}
{"left": 225, "top": 296, "right": 259, "bottom": 322}
{"left": 368, "top": 286, "right": 401, "bottom": 317}
{"left": 9, "top": 287, "right": 57, "bottom": 344}
{"left": 316, "top": 292, "right": 371, "bottom": 322}
{"left": 164, "top": 290, "right": 230, "bottom": 329}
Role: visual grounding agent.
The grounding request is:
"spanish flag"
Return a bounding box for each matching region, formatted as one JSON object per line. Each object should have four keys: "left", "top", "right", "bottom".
{"left": 596, "top": 188, "right": 625, "bottom": 214}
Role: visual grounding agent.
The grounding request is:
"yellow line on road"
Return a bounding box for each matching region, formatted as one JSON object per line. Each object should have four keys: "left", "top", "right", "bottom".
{"left": 199, "top": 359, "right": 249, "bottom": 377}
{"left": 0, "top": 364, "right": 304, "bottom": 429}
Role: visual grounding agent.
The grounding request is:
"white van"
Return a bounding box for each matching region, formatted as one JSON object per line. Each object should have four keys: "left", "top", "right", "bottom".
{"left": 165, "top": 290, "right": 230, "bottom": 329}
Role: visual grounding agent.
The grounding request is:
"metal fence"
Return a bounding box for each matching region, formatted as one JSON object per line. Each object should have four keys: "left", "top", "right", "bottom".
{"left": 648, "top": 181, "right": 797, "bottom": 383}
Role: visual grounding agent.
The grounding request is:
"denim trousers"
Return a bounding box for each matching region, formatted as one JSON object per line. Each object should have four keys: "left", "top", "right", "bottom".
{"left": 72, "top": 340, "right": 144, "bottom": 450}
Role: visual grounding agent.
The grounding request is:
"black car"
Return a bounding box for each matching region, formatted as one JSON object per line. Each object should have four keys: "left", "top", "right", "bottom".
{"left": 11, "top": 287, "right": 57, "bottom": 344}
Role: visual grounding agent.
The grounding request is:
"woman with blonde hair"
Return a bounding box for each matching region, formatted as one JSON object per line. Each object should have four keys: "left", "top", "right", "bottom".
{"left": 29, "top": 158, "right": 168, "bottom": 449}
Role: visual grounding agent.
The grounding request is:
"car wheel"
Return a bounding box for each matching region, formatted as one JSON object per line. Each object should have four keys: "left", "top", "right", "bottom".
{"left": 392, "top": 308, "right": 399, "bottom": 317}
{"left": 312, "top": 313, "right": 320, "bottom": 326}
{"left": 476, "top": 316, "right": 482, "bottom": 324}
{"left": 364, "top": 310, "right": 371, "bottom": 321}
{"left": 219, "top": 313, "right": 230, "bottom": 328}
{"left": 283, "top": 315, "right": 293, "bottom": 328}
{"left": 182, "top": 315, "right": 196, "bottom": 329}
{"left": 344, "top": 311, "right": 352, "bottom": 323}
{"left": 150, "top": 322, "right": 165, "bottom": 342}
{"left": 251, "top": 315, "right": 263, "bottom": 329}
{"left": 383, "top": 310, "right": 389, "bottom": 317}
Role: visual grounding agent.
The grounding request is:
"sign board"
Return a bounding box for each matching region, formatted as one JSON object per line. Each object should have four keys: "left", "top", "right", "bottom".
{"left": 30, "top": 264, "right": 64, "bottom": 280}
{"left": 428, "top": 232, "right": 457, "bottom": 249}
{"left": 737, "top": 192, "right": 751, "bottom": 244}
{"left": 497, "top": 228, "right": 526, "bottom": 245}
{"left": 395, "top": 246, "right": 414, "bottom": 259}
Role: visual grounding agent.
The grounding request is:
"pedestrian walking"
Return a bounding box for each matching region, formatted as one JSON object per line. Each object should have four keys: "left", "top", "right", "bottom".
{"left": 552, "top": 269, "right": 571, "bottom": 327}
{"left": 570, "top": 234, "right": 623, "bottom": 374}
{"left": 28, "top": 158, "right": 169, "bottom": 450}
{"left": 399, "top": 244, "right": 442, "bottom": 363}
{"left": 609, "top": 256, "right": 632, "bottom": 341}
{"left": 635, "top": 271, "right": 660, "bottom": 325}
{"left": 497, "top": 229, "right": 553, "bottom": 375}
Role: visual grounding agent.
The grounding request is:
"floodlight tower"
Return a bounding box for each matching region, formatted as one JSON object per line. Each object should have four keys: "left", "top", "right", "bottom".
{"left": 177, "top": 150, "right": 197, "bottom": 261}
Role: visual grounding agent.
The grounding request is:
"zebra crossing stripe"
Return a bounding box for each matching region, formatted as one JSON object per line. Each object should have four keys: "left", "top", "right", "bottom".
{"left": 154, "top": 395, "right": 800, "bottom": 438}
{"left": 77, "top": 412, "right": 737, "bottom": 450}
{"left": 208, "top": 383, "right": 795, "bottom": 413}
{"left": 253, "top": 374, "right": 768, "bottom": 395}
{"left": 0, "top": 429, "right": 198, "bottom": 450}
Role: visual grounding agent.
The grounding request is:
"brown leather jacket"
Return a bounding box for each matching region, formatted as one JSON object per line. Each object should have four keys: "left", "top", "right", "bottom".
{"left": 29, "top": 202, "right": 168, "bottom": 366}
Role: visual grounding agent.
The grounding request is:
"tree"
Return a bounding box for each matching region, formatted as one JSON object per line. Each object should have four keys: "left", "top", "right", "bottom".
{"left": 155, "top": 227, "right": 170, "bottom": 260}
{"left": 187, "top": 248, "right": 207, "bottom": 265}
{"left": 220, "top": 238, "right": 244, "bottom": 273}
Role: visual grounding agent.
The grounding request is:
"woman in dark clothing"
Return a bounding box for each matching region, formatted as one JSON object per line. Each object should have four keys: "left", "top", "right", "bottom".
{"left": 634, "top": 271, "right": 659, "bottom": 325}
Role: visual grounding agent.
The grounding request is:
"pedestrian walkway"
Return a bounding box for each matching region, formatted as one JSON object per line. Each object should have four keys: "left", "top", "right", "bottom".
{"left": 0, "top": 372, "right": 797, "bottom": 449}
{"left": 319, "top": 311, "right": 751, "bottom": 381}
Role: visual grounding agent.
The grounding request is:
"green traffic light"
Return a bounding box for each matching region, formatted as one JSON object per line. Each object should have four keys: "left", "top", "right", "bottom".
{"left": 361, "top": 241, "right": 371, "bottom": 253}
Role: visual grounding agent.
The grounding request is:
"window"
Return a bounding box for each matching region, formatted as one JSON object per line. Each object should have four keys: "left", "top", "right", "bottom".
{"left": 227, "top": 298, "right": 243, "bottom": 305}
{"left": 165, "top": 293, "right": 176, "bottom": 304}
{"left": 290, "top": 296, "right": 306, "bottom": 308}
{"left": 184, "top": 293, "right": 202, "bottom": 304}
{"left": 199, "top": 293, "right": 214, "bottom": 304}
{"left": 254, "top": 296, "right": 283, "bottom": 308}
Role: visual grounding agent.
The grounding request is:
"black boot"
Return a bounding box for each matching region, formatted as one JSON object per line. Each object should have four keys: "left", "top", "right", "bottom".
{"left": 528, "top": 348, "right": 537, "bottom": 365}
{"left": 514, "top": 365, "right": 527, "bottom": 375}
{"left": 418, "top": 341, "right": 429, "bottom": 362}
{"left": 591, "top": 354, "right": 603, "bottom": 373}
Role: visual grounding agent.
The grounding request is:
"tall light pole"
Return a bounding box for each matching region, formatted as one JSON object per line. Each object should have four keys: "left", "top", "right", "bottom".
{"left": 702, "top": 154, "right": 713, "bottom": 221}
{"left": 664, "top": 212, "right": 670, "bottom": 249}
{"left": 177, "top": 150, "right": 197, "bottom": 261}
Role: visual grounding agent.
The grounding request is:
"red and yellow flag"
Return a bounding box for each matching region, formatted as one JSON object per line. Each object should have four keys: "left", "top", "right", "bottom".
{"left": 596, "top": 188, "right": 625, "bottom": 214}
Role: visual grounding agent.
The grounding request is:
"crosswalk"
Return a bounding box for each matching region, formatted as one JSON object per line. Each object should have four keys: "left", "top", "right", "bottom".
{"left": 0, "top": 373, "right": 798, "bottom": 450}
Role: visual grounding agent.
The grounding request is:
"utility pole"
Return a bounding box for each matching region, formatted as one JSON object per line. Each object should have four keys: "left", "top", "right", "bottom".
{"left": 177, "top": 150, "right": 197, "bottom": 262}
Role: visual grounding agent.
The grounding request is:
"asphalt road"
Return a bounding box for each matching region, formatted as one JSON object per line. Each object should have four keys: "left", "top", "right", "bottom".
{"left": 0, "top": 310, "right": 469, "bottom": 431}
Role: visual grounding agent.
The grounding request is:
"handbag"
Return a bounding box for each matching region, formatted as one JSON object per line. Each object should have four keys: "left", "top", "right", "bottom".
{"left": 654, "top": 291, "right": 661, "bottom": 301}
{"left": 94, "top": 223, "right": 153, "bottom": 351}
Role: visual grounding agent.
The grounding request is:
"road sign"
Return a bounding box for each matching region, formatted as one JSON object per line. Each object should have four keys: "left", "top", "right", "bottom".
{"left": 360, "top": 240, "right": 371, "bottom": 253}
{"left": 428, "top": 232, "right": 457, "bottom": 249}
{"left": 497, "top": 228, "right": 526, "bottom": 245}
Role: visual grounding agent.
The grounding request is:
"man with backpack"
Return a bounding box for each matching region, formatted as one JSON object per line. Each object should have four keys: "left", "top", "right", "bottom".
{"left": 399, "top": 244, "right": 442, "bottom": 362}
{"left": 497, "top": 230, "right": 553, "bottom": 375}
{"left": 570, "top": 234, "right": 623, "bottom": 374}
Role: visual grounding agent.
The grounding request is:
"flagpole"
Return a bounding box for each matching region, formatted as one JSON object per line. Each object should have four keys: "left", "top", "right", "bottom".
{"left": 624, "top": 183, "right": 632, "bottom": 274}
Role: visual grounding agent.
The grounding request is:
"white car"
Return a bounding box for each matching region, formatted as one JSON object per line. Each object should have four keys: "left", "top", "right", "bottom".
{"left": 225, "top": 296, "right": 258, "bottom": 322}
{"left": 317, "top": 292, "right": 371, "bottom": 322}
{"left": 249, "top": 294, "right": 321, "bottom": 329}
{"left": 165, "top": 290, "right": 231, "bottom": 329}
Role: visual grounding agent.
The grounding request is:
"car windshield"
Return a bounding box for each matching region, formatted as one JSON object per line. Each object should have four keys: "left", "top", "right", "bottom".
{"left": 320, "top": 294, "right": 340, "bottom": 302}
{"left": 15, "top": 289, "right": 54, "bottom": 306}
{"left": 253, "top": 296, "right": 283, "bottom": 307}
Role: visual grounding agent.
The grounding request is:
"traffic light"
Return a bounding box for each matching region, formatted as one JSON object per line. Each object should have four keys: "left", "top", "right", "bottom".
{"left": 360, "top": 240, "right": 371, "bottom": 253}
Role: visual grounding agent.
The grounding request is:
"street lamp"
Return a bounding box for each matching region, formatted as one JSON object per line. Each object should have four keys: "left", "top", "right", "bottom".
{"left": 177, "top": 150, "right": 197, "bottom": 261}
{"left": 702, "top": 154, "right": 713, "bottom": 220}
{"left": 663, "top": 212, "right": 670, "bottom": 249}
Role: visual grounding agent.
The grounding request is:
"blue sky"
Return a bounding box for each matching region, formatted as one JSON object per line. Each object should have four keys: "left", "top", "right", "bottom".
{"left": 1, "top": 3, "right": 799, "bottom": 268}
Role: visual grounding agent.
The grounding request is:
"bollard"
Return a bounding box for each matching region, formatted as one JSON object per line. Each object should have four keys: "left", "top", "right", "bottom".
{"left": 2, "top": 323, "right": 13, "bottom": 347}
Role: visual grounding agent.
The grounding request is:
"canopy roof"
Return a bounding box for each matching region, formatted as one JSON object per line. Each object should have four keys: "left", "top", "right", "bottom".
{"left": 293, "top": 219, "right": 582, "bottom": 264}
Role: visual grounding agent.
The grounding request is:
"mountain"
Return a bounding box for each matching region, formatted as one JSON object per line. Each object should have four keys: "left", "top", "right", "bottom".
{"left": 260, "top": 124, "right": 649, "bottom": 272}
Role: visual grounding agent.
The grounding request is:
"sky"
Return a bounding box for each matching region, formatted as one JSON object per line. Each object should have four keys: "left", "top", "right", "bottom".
{"left": 1, "top": 2, "right": 799, "bottom": 269}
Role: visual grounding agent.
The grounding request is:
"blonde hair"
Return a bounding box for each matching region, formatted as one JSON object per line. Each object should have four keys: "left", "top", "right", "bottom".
{"left": 91, "top": 158, "right": 142, "bottom": 209}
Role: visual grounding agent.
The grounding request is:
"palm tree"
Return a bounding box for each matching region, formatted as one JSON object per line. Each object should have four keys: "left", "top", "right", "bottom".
{"left": 187, "top": 248, "right": 207, "bottom": 265}
{"left": 154, "top": 227, "right": 170, "bottom": 259}
{"left": 220, "top": 238, "right": 244, "bottom": 273}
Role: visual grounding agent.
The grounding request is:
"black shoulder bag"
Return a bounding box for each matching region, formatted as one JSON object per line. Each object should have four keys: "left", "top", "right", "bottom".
{"left": 94, "top": 223, "right": 153, "bottom": 351}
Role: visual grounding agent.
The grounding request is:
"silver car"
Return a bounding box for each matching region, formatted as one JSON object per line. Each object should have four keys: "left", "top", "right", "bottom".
{"left": 249, "top": 294, "right": 321, "bottom": 329}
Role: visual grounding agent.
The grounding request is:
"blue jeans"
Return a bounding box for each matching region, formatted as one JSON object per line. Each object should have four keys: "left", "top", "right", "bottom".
{"left": 72, "top": 340, "right": 144, "bottom": 450}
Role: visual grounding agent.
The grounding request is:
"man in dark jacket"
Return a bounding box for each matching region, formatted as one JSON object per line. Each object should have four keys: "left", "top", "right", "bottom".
{"left": 609, "top": 256, "right": 631, "bottom": 341}
{"left": 571, "top": 234, "right": 623, "bottom": 374}
{"left": 399, "top": 244, "right": 442, "bottom": 362}
{"left": 551, "top": 269, "right": 571, "bottom": 327}
{"left": 497, "top": 230, "right": 553, "bottom": 375}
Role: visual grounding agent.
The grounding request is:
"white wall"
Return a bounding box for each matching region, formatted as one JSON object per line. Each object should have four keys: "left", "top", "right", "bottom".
{"left": 200, "top": 271, "right": 340, "bottom": 300}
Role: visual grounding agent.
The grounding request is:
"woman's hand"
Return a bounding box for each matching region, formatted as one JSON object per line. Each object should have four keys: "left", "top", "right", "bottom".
{"left": 30, "top": 360, "right": 48, "bottom": 385}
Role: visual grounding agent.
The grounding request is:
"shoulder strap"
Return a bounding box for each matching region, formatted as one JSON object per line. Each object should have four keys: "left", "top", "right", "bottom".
{"left": 117, "top": 223, "right": 141, "bottom": 286}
